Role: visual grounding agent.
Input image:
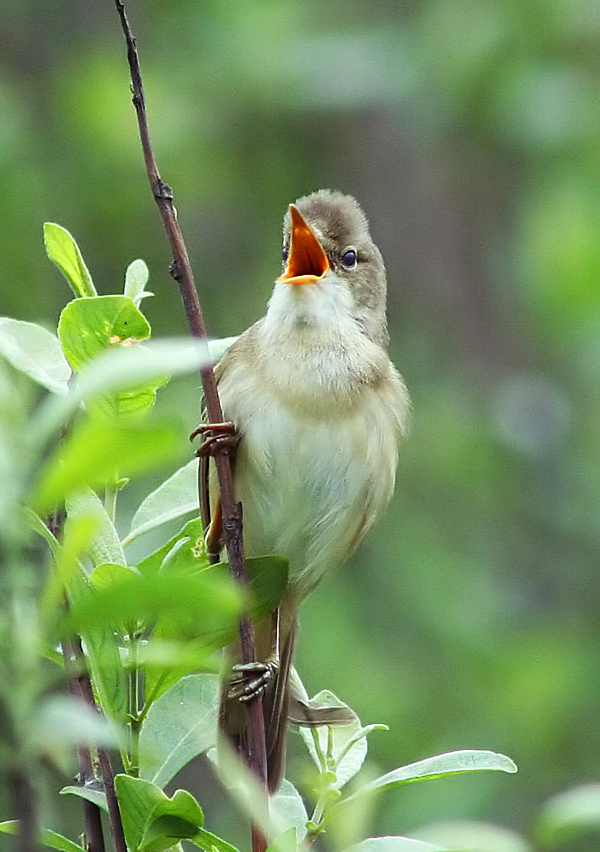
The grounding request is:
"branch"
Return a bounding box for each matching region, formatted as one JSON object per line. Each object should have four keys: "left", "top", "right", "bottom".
{"left": 112, "top": 3, "right": 268, "bottom": 848}
{"left": 63, "top": 636, "right": 126, "bottom": 852}
{"left": 61, "top": 640, "right": 105, "bottom": 852}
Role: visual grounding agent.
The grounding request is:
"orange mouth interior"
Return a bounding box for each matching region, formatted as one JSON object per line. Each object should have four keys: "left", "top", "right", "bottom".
{"left": 281, "top": 205, "right": 329, "bottom": 285}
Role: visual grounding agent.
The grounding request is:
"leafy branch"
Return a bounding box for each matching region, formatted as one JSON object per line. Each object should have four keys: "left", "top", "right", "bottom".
{"left": 110, "top": 6, "right": 270, "bottom": 850}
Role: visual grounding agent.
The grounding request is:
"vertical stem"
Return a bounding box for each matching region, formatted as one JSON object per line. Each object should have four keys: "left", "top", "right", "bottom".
{"left": 68, "top": 636, "right": 127, "bottom": 852}
{"left": 111, "top": 4, "right": 269, "bottom": 850}
{"left": 12, "top": 767, "right": 39, "bottom": 852}
{"left": 127, "top": 632, "right": 141, "bottom": 777}
{"left": 62, "top": 639, "right": 106, "bottom": 852}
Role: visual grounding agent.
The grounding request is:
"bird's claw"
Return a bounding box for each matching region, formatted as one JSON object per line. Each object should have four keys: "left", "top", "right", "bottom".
{"left": 228, "top": 658, "right": 279, "bottom": 703}
{"left": 190, "top": 422, "right": 239, "bottom": 458}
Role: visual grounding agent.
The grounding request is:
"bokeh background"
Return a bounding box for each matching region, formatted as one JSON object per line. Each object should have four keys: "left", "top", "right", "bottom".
{"left": 2, "top": 0, "right": 599, "bottom": 848}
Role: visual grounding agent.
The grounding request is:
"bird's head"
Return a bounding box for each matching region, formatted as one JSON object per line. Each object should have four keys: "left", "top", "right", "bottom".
{"left": 270, "top": 190, "right": 389, "bottom": 347}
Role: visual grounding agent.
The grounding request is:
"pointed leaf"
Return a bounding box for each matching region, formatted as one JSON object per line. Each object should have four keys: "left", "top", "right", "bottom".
{"left": 346, "top": 838, "right": 448, "bottom": 852}
{"left": 60, "top": 564, "right": 242, "bottom": 643}
{"left": 328, "top": 751, "right": 517, "bottom": 824}
{"left": 33, "top": 416, "right": 183, "bottom": 513}
{"left": 124, "top": 259, "right": 152, "bottom": 306}
{"left": 537, "top": 783, "right": 600, "bottom": 847}
{"left": 189, "top": 827, "right": 242, "bottom": 852}
{"left": 115, "top": 775, "right": 165, "bottom": 852}
{"left": 298, "top": 690, "right": 366, "bottom": 789}
{"left": 66, "top": 489, "right": 126, "bottom": 567}
{"left": 207, "top": 336, "right": 239, "bottom": 364}
{"left": 0, "top": 822, "right": 87, "bottom": 852}
{"left": 35, "top": 338, "right": 212, "bottom": 447}
{"left": 59, "top": 295, "right": 151, "bottom": 371}
{"left": 44, "top": 222, "right": 96, "bottom": 297}
{"left": 33, "top": 695, "right": 118, "bottom": 753}
{"left": 136, "top": 517, "right": 204, "bottom": 576}
{"left": 115, "top": 776, "right": 205, "bottom": 852}
{"left": 0, "top": 318, "right": 71, "bottom": 393}
{"left": 139, "top": 674, "right": 220, "bottom": 788}
{"left": 140, "top": 789, "right": 204, "bottom": 852}
{"left": 126, "top": 460, "right": 199, "bottom": 545}
{"left": 414, "top": 821, "right": 531, "bottom": 852}
{"left": 60, "top": 785, "right": 108, "bottom": 812}
{"left": 271, "top": 780, "right": 308, "bottom": 839}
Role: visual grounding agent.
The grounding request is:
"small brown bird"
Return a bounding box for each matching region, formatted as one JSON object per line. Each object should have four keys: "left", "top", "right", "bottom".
{"left": 202, "top": 189, "right": 410, "bottom": 791}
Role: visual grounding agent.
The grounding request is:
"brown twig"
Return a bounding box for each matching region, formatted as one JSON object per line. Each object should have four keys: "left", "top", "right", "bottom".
{"left": 49, "top": 506, "right": 106, "bottom": 852}
{"left": 112, "top": 3, "right": 268, "bottom": 850}
{"left": 63, "top": 636, "right": 127, "bottom": 852}
{"left": 61, "top": 639, "right": 105, "bottom": 852}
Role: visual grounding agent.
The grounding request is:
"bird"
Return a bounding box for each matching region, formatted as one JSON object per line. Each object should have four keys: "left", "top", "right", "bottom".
{"left": 200, "top": 189, "right": 410, "bottom": 791}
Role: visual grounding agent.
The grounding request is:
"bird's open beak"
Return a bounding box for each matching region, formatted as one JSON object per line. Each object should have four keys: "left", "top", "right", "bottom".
{"left": 280, "top": 205, "right": 329, "bottom": 286}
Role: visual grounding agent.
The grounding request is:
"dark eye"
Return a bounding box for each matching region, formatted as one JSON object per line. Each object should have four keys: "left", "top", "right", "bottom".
{"left": 340, "top": 248, "right": 357, "bottom": 269}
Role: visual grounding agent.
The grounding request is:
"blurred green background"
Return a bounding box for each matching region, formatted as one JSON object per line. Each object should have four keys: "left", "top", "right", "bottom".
{"left": 2, "top": 0, "right": 599, "bottom": 847}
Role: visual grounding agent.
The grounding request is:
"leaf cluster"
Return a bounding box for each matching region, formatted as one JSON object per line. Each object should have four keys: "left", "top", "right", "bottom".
{"left": 0, "top": 226, "right": 521, "bottom": 852}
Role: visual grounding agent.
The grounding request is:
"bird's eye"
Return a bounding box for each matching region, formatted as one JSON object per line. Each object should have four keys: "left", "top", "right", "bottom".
{"left": 340, "top": 248, "right": 358, "bottom": 269}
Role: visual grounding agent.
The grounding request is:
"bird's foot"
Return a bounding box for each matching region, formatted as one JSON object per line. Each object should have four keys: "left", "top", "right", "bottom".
{"left": 228, "top": 658, "right": 279, "bottom": 703}
{"left": 190, "top": 421, "right": 239, "bottom": 458}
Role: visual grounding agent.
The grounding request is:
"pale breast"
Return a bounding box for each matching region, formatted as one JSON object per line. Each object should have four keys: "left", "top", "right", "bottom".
{"left": 216, "top": 342, "right": 407, "bottom": 602}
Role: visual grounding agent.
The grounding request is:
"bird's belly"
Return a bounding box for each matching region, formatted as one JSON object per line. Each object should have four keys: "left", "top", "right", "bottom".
{"left": 232, "top": 395, "right": 397, "bottom": 601}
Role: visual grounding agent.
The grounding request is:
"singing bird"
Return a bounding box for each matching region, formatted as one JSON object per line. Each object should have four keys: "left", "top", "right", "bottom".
{"left": 201, "top": 189, "right": 410, "bottom": 791}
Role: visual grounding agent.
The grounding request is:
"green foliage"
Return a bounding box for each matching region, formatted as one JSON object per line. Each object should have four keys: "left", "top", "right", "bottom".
{"left": 3, "top": 1, "right": 599, "bottom": 845}
{"left": 0, "top": 221, "right": 523, "bottom": 852}
{"left": 44, "top": 223, "right": 97, "bottom": 299}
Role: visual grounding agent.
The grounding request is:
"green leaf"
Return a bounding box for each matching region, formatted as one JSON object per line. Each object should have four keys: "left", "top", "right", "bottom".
{"left": 32, "top": 416, "right": 183, "bottom": 513}
{"left": 327, "top": 751, "right": 517, "bottom": 824}
{"left": 0, "top": 318, "right": 71, "bottom": 393}
{"left": 536, "top": 783, "right": 600, "bottom": 847}
{"left": 271, "top": 780, "right": 308, "bottom": 840}
{"left": 91, "top": 562, "right": 140, "bottom": 591}
{"left": 139, "top": 674, "right": 219, "bottom": 788}
{"left": 413, "top": 821, "right": 531, "bottom": 852}
{"left": 298, "top": 690, "right": 369, "bottom": 789}
{"left": 47, "top": 513, "right": 128, "bottom": 723}
{"left": 60, "top": 785, "right": 108, "bottom": 812}
{"left": 59, "top": 561, "right": 243, "bottom": 644}
{"left": 266, "top": 827, "right": 299, "bottom": 852}
{"left": 59, "top": 295, "right": 151, "bottom": 372}
{"left": 58, "top": 295, "right": 165, "bottom": 419}
{"left": 44, "top": 222, "right": 97, "bottom": 298}
{"left": 136, "top": 518, "right": 204, "bottom": 576}
{"left": 140, "top": 790, "right": 204, "bottom": 852}
{"left": 136, "top": 638, "right": 220, "bottom": 707}
{"left": 34, "top": 338, "right": 212, "bottom": 448}
{"left": 74, "top": 602, "right": 128, "bottom": 725}
{"left": 0, "top": 822, "right": 87, "bottom": 852}
{"left": 345, "top": 838, "right": 449, "bottom": 852}
{"left": 126, "top": 459, "right": 199, "bottom": 545}
{"left": 207, "top": 336, "right": 239, "bottom": 364}
{"left": 115, "top": 776, "right": 204, "bottom": 852}
{"left": 124, "top": 258, "right": 153, "bottom": 306}
{"left": 66, "top": 489, "right": 127, "bottom": 567}
{"left": 189, "top": 827, "right": 242, "bottom": 852}
{"left": 115, "top": 775, "right": 166, "bottom": 852}
{"left": 33, "top": 695, "right": 118, "bottom": 754}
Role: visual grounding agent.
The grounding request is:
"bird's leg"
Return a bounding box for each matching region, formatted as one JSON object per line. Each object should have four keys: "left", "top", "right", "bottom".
{"left": 190, "top": 421, "right": 239, "bottom": 457}
{"left": 205, "top": 497, "right": 223, "bottom": 561}
{"left": 228, "top": 610, "right": 281, "bottom": 703}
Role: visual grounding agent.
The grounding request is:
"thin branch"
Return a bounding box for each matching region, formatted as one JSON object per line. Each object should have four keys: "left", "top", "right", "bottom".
{"left": 112, "top": 3, "right": 268, "bottom": 849}
{"left": 61, "top": 639, "right": 105, "bottom": 852}
{"left": 12, "top": 768, "right": 39, "bottom": 852}
{"left": 63, "top": 636, "right": 126, "bottom": 852}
